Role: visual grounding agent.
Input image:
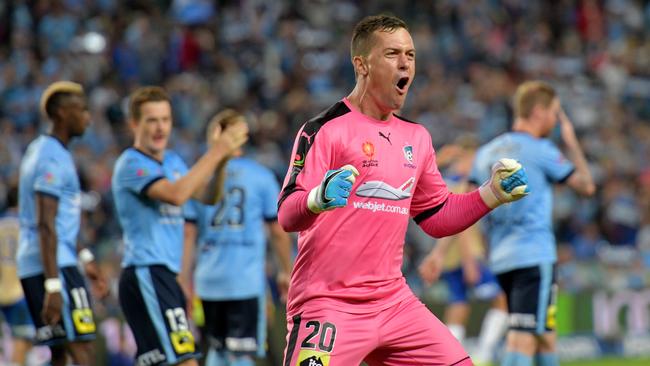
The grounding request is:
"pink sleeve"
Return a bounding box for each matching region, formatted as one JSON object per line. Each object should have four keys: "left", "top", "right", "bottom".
{"left": 416, "top": 190, "right": 490, "bottom": 238}
{"left": 277, "top": 192, "right": 318, "bottom": 232}
{"left": 277, "top": 122, "right": 334, "bottom": 232}
{"left": 410, "top": 136, "right": 450, "bottom": 217}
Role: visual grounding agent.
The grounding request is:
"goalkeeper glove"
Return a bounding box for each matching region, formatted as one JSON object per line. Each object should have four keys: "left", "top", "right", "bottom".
{"left": 307, "top": 164, "right": 360, "bottom": 214}
{"left": 479, "top": 158, "right": 530, "bottom": 208}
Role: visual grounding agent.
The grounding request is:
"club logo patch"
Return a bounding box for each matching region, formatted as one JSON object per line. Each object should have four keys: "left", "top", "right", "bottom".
{"left": 403, "top": 145, "right": 413, "bottom": 163}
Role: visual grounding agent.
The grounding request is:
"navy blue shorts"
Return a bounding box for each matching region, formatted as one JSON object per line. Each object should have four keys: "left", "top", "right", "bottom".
{"left": 0, "top": 297, "right": 36, "bottom": 340}
{"left": 119, "top": 265, "right": 199, "bottom": 366}
{"left": 201, "top": 296, "right": 265, "bottom": 357}
{"left": 496, "top": 264, "right": 557, "bottom": 334}
{"left": 20, "top": 266, "right": 96, "bottom": 345}
{"left": 441, "top": 262, "right": 501, "bottom": 304}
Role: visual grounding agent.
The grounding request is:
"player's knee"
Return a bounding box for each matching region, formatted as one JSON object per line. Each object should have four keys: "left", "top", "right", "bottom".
{"left": 506, "top": 330, "right": 537, "bottom": 355}
{"left": 176, "top": 358, "right": 199, "bottom": 366}
{"left": 537, "top": 332, "right": 557, "bottom": 353}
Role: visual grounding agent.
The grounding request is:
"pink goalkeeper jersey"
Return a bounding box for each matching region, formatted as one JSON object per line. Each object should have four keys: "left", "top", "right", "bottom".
{"left": 279, "top": 98, "right": 450, "bottom": 315}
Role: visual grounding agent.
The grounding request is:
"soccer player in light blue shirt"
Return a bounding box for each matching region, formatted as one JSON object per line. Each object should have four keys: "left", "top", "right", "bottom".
{"left": 469, "top": 81, "right": 595, "bottom": 366}
{"left": 180, "top": 110, "right": 292, "bottom": 366}
{"left": 112, "top": 87, "right": 248, "bottom": 366}
{"left": 17, "top": 81, "right": 108, "bottom": 365}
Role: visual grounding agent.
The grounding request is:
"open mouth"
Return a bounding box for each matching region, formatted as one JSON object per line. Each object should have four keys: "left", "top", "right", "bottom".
{"left": 396, "top": 77, "right": 409, "bottom": 92}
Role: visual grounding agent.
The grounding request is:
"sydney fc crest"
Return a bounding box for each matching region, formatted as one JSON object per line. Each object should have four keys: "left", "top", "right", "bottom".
{"left": 403, "top": 145, "right": 413, "bottom": 163}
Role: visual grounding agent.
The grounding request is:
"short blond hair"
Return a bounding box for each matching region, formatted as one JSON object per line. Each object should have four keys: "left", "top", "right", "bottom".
{"left": 40, "top": 81, "right": 84, "bottom": 119}
{"left": 513, "top": 81, "right": 556, "bottom": 119}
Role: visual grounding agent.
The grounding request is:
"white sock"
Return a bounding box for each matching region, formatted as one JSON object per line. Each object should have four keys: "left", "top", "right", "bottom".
{"left": 475, "top": 308, "right": 508, "bottom": 361}
{"left": 447, "top": 324, "right": 466, "bottom": 343}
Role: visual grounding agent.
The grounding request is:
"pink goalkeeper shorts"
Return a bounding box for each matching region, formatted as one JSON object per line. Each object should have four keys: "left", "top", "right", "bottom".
{"left": 282, "top": 294, "right": 472, "bottom": 366}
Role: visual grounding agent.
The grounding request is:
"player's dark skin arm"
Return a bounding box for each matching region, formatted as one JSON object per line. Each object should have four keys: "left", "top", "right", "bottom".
{"left": 36, "top": 193, "right": 63, "bottom": 325}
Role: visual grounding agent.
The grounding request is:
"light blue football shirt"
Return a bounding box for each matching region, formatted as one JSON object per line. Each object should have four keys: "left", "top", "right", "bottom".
{"left": 17, "top": 135, "right": 81, "bottom": 278}
{"left": 112, "top": 148, "right": 189, "bottom": 273}
{"left": 469, "top": 132, "right": 575, "bottom": 274}
{"left": 188, "top": 157, "right": 279, "bottom": 300}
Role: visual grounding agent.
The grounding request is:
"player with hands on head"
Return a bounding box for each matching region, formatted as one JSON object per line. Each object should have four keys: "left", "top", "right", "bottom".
{"left": 278, "top": 14, "right": 529, "bottom": 366}
{"left": 112, "top": 87, "right": 248, "bottom": 366}
{"left": 180, "top": 109, "right": 293, "bottom": 366}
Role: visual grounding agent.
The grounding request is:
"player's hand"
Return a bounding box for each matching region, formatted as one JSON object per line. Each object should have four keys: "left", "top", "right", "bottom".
{"left": 215, "top": 119, "right": 249, "bottom": 154}
{"left": 84, "top": 261, "right": 110, "bottom": 299}
{"left": 479, "top": 158, "right": 529, "bottom": 208}
{"left": 558, "top": 108, "right": 579, "bottom": 147}
{"left": 307, "top": 165, "right": 359, "bottom": 214}
{"left": 208, "top": 122, "right": 223, "bottom": 144}
{"left": 42, "top": 292, "right": 63, "bottom": 326}
{"left": 462, "top": 258, "right": 480, "bottom": 286}
{"left": 276, "top": 271, "right": 290, "bottom": 303}
{"left": 418, "top": 252, "right": 444, "bottom": 286}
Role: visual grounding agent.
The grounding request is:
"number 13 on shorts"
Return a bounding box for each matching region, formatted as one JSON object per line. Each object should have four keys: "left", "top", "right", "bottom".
{"left": 165, "top": 307, "right": 196, "bottom": 354}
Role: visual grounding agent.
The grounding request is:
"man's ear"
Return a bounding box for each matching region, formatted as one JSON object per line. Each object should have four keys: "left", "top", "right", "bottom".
{"left": 353, "top": 55, "right": 369, "bottom": 77}
{"left": 127, "top": 117, "right": 139, "bottom": 132}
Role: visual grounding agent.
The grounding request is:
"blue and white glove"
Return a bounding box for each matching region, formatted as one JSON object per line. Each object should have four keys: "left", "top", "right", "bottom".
{"left": 479, "top": 158, "right": 530, "bottom": 208}
{"left": 307, "top": 164, "right": 360, "bottom": 214}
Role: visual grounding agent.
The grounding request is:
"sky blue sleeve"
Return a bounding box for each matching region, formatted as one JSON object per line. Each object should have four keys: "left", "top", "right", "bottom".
{"left": 260, "top": 168, "right": 280, "bottom": 221}
{"left": 33, "top": 157, "right": 66, "bottom": 198}
{"left": 468, "top": 149, "right": 487, "bottom": 186}
{"left": 184, "top": 199, "right": 199, "bottom": 222}
{"left": 118, "top": 155, "right": 165, "bottom": 195}
{"left": 539, "top": 141, "right": 575, "bottom": 183}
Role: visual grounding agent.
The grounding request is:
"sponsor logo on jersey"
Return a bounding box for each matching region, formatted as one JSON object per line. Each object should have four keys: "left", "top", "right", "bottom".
{"left": 378, "top": 131, "right": 392, "bottom": 145}
{"left": 355, "top": 177, "right": 414, "bottom": 200}
{"left": 297, "top": 350, "right": 329, "bottom": 366}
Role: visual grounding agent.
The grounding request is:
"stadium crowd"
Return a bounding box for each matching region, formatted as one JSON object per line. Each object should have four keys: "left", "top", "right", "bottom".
{"left": 1, "top": 0, "right": 650, "bottom": 361}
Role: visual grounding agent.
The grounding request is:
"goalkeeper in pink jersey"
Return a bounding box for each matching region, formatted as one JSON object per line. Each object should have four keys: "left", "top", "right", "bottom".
{"left": 277, "top": 14, "right": 529, "bottom": 366}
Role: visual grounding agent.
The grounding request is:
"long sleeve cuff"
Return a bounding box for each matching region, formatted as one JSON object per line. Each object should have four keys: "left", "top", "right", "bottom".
{"left": 278, "top": 191, "right": 319, "bottom": 232}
